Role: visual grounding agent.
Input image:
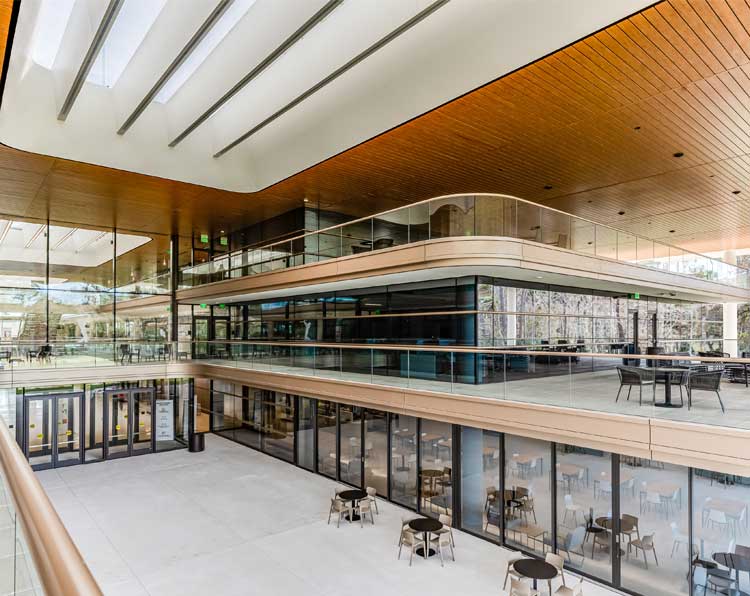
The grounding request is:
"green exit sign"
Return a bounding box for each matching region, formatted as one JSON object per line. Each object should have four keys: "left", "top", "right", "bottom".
{"left": 631, "top": 293, "right": 640, "bottom": 299}
{"left": 220, "top": 236, "right": 228, "bottom": 246}
{"left": 200, "top": 233, "right": 209, "bottom": 243}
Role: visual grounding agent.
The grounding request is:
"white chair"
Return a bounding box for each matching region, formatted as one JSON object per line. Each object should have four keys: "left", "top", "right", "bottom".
{"left": 670, "top": 522, "right": 688, "bottom": 557}
{"left": 430, "top": 528, "right": 455, "bottom": 566}
{"left": 503, "top": 551, "right": 525, "bottom": 590}
{"left": 398, "top": 529, "right": 421, "bottom": 566}
{"left": 436, "top": 513, "right": 455, "bottom": 547}
{"left": 327, "top": 498, "right": 348, "bottom": 527}
{"left": 597, "top": 480, "right": 612, "bottom": 500}
{"left": 366, "top": 486, "right": 379, "bottom": 514}
{"left": 563, "top": 494, "right": 583, "bottom": 527}
{"left": 708, "top": 509, "right": 730, "bottom": 533}
{"left": 355, "top": 497, "right": 375, "bottom": 527}
{"left": 629, "top": 533, "right": 659, "bottom": 569}
{"left": 398, "top": 515, "right": 419, "bottom": 546}
{"left": 545, "top": 552, "right": 566, "bottom": 593}
{"left": 510, "top": 578, "right": 539, "bottom": 596}
{"left": 555, "top": 577, "right": 584, "bottom": 595}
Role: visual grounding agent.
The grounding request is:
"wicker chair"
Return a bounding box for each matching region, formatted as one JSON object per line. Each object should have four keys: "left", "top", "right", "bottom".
{"left": 687, "top": 370, "right": 725, "bottom": 412}
{"left": 616, "top": 366, "right": 655, "bottom": 405}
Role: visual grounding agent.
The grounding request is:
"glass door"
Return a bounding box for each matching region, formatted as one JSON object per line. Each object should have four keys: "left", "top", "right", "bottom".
{"left": 193, "top": 317, "right": 209, "bottom": 359}
{"left": 26, "top": 397, "right": 53, "bottom": 470}
{"left": 106, "top": 391, "right": 130, "bottom": 459}
{"left": 24, "top": 393, "right": 84, "bottom": 470}
{"left": 212, "top": 317, "right": 230, "bottom": 359}
{"left": 131, "top": 388, "right": 155, "bottom": 455}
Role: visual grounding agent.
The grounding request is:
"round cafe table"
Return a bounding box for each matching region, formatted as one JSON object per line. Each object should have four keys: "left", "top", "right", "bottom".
{"left": 513, "top": 559, "right": 558, "bottom": 591}
{"left": 654, "top": 367, "right": 687, "bottom": 408}
{"left": 338, "top": 489, "right": 367, "bottom": 521}
{"left": 712, "top": 552, "right": 750, "bottom": 596}
{"left": 409, "top": 517, "right": 443, "bottom": 558}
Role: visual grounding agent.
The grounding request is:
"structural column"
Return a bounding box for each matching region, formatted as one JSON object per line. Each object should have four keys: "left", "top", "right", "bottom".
{"left": 723, "top": 250, "right": 738, "bottom": 357}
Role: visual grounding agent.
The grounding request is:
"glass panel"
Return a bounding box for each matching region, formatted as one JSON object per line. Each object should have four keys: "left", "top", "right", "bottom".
{"left": 56, "top": 395, "right": 80, "bottom": 464}
{"left": 409, "top": 203, "right": 429, "bottom": 242}
{"left": 108, "top": 392, "right": 130, "bottom": 457}
{"left": 419, "top": 419, "right": 452, "bottom": 518}
{"left": 261, "top": 391, "right": 294, "bottom": 462}
{"left": 85, "top": 388, "right": 104, "bottom": 461}
{"left": 317, "top": 400, "right": 337, "bottom": 479}
{"left": 372, "top": 209, "right": 409, "bottom": 250}
{"left": 571, "top": 219, "right": 596, "bottom": 254}
{"left": 296, "top": 397, "right": 315, "bottom": 471}
{"left": 475, "top": 195, "right": 505, "bottom": 236}
{"left": 692, "top": 469, "right": 750, "bottom": 595}
{"left": 620, "top": 458, "right": 688, "bottom": 596}
{"left": 460, "top": 426, "right": 501, "bottom": 541}
{"left": 132, "top": 390, "right": 153, "bottom": 454}
{"left": 504, "top": 434, "right": 551, "bottom": 555}
{"left": 363, "top": 409, "right": 388, "bottom": 497}
{"left": 341, "top": 220, "right": 373, "bottom": 256}
{"left": 429, "top": 196, "right": 475, "bottom": 239}
{"left": 541, "top": 210, "right": 571, "bottom": 248}
{"left": 391, "top": 413, "right": 417, "bottom": 509}
{"left": 618, "top": 231, "right": 638, "bottom": 262}
{"left": 26, "top": 398, "right": 52, "bottom": 467}
{"left": 517, "top": 202, "right": 541, "bottom": 242}
{"left": 556, "top": 444, "right": 611, "bottom": 581}
{"left": 596, "top": 226, "right": 618, "bottom": 259}
{"left": 339, "top": 404, "right": 362, "bottom": 487}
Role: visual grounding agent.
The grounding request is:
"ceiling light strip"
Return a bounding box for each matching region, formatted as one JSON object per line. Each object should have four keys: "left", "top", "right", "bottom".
{"left": 117, "top": 0, "right": 235, "bottom": 135}
{"left": 75, "top": 231, "right": 108, "bottom": 253}
{"left": 169, "top": 0, "right": 343, "bottom": 148}
{"left": 213, "top": 0, "right": 449, "bottom": 157}
{"left": 0, "top": 221, "right": 11, "bottom": 245}
{"left": 24, "top": 225, "right": 45, "bottom": 249}
{"left": 57, "top": 0, "right": 124, "bottom": 121}
{"left": 51, "top": 228, "right": 78, "bottom": 250}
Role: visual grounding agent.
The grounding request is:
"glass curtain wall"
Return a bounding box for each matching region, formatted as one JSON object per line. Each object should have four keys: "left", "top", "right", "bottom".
{"left": 504, "top": 435, "right": 551, "bottom": 555}
{"left": 261, "top": 391, "right": 294, "bottom": 462}
{"left": 317, "top": 400, "right": 337, "bottom": 478}
{"left": 296, "top": 397, "right": 315, "bottom": 471}
{"left": 364, "top": 409, "right": 388, "bottom": 497}
{"left": 420, "top": 419, "right": 452, "bottom": 518}
{"left": 460, "top": 427, "right": 501, "bottom": 541}
{"left": 338, "top": 404, "right": 362, "bottom": 487}
{"left": 390, "top": 413, "right": 417, "bottom": 509}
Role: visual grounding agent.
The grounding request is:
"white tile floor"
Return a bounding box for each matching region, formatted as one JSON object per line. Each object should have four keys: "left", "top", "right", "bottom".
{"left": 37, "top": 435, "right": 624, "bottom": 596}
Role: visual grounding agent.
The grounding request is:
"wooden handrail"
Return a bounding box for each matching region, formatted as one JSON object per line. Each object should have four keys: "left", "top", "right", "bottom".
{"left": 0, "top": 420, "right": 102, "bottom": 596}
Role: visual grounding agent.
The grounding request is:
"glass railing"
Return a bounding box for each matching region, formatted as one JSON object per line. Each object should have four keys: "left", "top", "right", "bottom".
{"left": 178, "top": 194, "right": 750, "bottom": 289}
{"left": 0, "top": 418, "right": 101, "bottom": 595}
{"left": 0, "top": 340, "right": 182, "bottom": 371}
{"left": 190, "top": 340, "right": 750, "bottom": 430}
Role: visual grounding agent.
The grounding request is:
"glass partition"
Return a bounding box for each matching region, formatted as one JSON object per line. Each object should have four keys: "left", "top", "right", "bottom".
{"left": 460, "top": 427, "right": 501, "bottom": 541}
{"left": 420, "top": 419, "right": 452, "bottom": 518}
{"left": 261, "top": 391, "right": 294, "bottom": 462}
{"left": 391, "top": 413, "right": 417, "bottom": 509}
{"left": 317, "top": 400, "right": 337, "bottom": 479}
{"left": 363, "top": 409, "right": 388, "bottom": 497}
{"left": 338, "top": 404, "right": 362, "bottom": 487}
{"left": 296, "top": 397, "right": 315, "bottom": 471}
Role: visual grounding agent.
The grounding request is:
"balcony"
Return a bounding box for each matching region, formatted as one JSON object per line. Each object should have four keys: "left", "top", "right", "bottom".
{"left": 179, "top": 194, "right": 750, "bottom": 292}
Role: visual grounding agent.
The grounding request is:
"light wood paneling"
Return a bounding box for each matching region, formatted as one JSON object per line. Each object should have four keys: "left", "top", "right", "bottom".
{"left": 1, "top": 0, "right": 750, "bottom": 254}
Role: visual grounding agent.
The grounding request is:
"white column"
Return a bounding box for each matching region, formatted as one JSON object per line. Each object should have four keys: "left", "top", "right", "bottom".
{"left": 724, "top": 302, "right": 738, "bottom": 357}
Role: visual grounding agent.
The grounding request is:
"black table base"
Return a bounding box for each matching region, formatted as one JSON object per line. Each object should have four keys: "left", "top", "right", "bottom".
{"left": 415, "top": 546, "right": 436, "bottom": 557}
{"left": 655, "top": 402, "right": 682, "bottom": 408}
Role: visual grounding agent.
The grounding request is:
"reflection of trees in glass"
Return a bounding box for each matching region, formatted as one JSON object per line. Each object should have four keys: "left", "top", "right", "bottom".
{"left": 738, "top": 256, "right": 750, "bottom": 354}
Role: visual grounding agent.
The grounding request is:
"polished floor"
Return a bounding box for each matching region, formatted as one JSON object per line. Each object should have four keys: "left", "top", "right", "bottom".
{"left": 36, "top": 435, "right": 624, "bottom": 596}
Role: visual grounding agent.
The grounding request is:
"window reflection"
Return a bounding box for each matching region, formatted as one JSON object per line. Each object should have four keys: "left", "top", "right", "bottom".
{"left": 460, "top": 427, "right": 501, "bottom": 541}
{"left": 296, "top": 397, "right": 314, "bottom": 471}
{"left": 317, "top": 400, "right": 337, "bottom": 479}
{"left": 390, "top": 413, "right": 417, "bottom": 509}
{"left": 420, "top": 419, "right": 452, "bottom": 518}
{"left": 261, "top": 391, "right": 294, "bottom": 462}
{"left": 364, "top": 409, "right": 387, "bottom": 497}
{"left": 338, "top": 404, "right": 362, "bottom": 486}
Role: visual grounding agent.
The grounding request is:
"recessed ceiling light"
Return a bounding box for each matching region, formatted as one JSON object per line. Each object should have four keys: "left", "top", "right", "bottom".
{"left": 303, "top": 198, "right": 309, "bottom": 203}
{"left": 587, "top": 200, "right": 593, "bottom": 204}
{"left": 536, "top": 276, "right": 544, "bottom": 279}
{"left": 220, "top": 230, "right": 225, "bottom": 234}
{"left": 634, "top": 126, "right": 641, "bottom": 130}
{"left": 732, "top": 190, "right": 741, "bottom": 195}
{"left": 544, "top": 185, "right": 553, "bottom": 190}
{"left": 618, "top": 211, "right": 625, "bottom": 215}
{"left": 673, "top": 152, "right": 684, "bottom": 158}
{"left": 669, "top": 230, "right": 676, "bottom": 233}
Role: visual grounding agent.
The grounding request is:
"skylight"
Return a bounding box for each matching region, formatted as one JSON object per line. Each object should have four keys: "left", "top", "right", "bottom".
{"left": 87, "top": 0, "right": 167, "bottom": 88}
{"left": 30, "top": 0, "right": 75, "bottom": 69}
{"left": 154, "top": 0, "right": 256, "bottom": 103}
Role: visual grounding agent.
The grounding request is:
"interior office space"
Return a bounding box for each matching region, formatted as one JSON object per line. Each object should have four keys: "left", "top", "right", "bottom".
{"left": 0, "top": 1, "right": 749, "bottom": 596}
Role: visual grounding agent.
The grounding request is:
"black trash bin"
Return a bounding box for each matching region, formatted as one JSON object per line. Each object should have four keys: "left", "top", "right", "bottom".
{"left": 189, "top": 432, "right": 205, "bottom": 453}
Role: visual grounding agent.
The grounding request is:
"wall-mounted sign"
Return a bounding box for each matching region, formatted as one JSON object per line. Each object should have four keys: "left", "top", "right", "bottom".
{"left": 200, "top": 233, "right": 209, "bottom": 243}
{"left": 155, "top": 400, "right": 174, "bottom": 441}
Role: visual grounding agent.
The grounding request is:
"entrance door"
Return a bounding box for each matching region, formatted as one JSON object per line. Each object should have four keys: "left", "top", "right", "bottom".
{"left": 24, "top": 393, "right": 84, "bottom": 470}
{"left": 213, "top": 317, "right": 230, "bottom": 358}
{"left": 104, "top": 388, "right": 155, "bottom": 459}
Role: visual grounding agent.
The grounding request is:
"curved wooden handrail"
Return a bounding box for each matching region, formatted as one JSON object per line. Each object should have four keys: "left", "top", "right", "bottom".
{"left": 0, "top": 420, "right": 102, "bottom": 596}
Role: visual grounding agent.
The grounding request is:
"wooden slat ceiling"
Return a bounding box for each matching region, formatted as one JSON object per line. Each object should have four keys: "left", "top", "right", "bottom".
{"left": 1, "top": 0, "right": 750, "bottom": 256}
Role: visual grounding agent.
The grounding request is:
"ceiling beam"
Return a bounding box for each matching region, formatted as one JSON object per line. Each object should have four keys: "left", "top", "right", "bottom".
{"left": 117, "top": 0, "right": 235, "bottom": 136}
{"left": 57, "top": 0, "right": 124, "bottom": 122}
{"left": 168, "top": 0, "right": 343, "bottom": 148}
{"left": 212, "top": 0, "right": 450, "bottom": 158}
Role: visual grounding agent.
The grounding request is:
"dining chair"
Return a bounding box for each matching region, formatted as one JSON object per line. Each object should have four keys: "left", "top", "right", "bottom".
{"left": 327, "top": 497, "right": 348, "bottom": 527}
{"left": 621, "top": 514, "right": 640, "bottom": 546}
{"left": 629, "top": 533, "right": 659, "bottom": 569}
{"left": 398, "top": 515, "right": 419, "bottom": 546}
{"left": 365, "top": 486, "right": 379, "bottom": 514}
{"left": 615, "top": 366, "right": 655, "bottom": 405}
{"left": 510, "top": 578, "right": 539, "bottom": 596}
{"left": 563, "top": 494, "right": 584, "bottom": 527}
{"left": 437, "top": 513, "right": 454, "bottom": 547}
{"left": 485, "top": 485, "right": 497, "bottom": 510}
{"left": 687, "top": 369, "right": 725, "bottom": 412}
{"left": 707, "top": 509, "right": 730, "bottom": 533}
{"left": 355, "top": 497, "right": 375, "bottom": 527}
{"left": 554, "top": 577, "right": 584, "bottom": 595}
{"left": 503, "top": 551, "right": 526, "bottom": 590}
{"left": 398, "top": 529, "right": 421, "bottom": 566}
{"left": 545, "top": 552, "right": 566, "bottom": 592}
{"left": 521, "top": 496, "right": 537, "bottom": 524}
{"left": 558, "top": 526, "right": 586, "bottom": 564}
{"left": 430, "top": 528, "right": 455, "bottom": 566}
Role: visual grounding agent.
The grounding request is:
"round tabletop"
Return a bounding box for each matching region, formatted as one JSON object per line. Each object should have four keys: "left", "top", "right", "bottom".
{"left": 421, "top": 469, "right": 444, "bottom": 478}
{"left": 714, "top": 552, "right": 750, "bottom": 573}
{"left": 338, "top": 489, "right": 367, "bottom": 502}
{"left": 409, "top": 517, "right": 443, "bottom": 533}
{"left": 513, "top": 559, "right": 558, "bottom": 581}
{"left": 655, "top": 367, "right": 688, "bottom": 373}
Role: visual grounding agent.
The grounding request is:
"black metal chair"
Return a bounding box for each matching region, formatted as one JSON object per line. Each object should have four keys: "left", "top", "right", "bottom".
{"left": 616, "top": 366, "right": 655, "bottom": 405}
{"left": 688, "top": 370, "right": 725, "bottom": 413}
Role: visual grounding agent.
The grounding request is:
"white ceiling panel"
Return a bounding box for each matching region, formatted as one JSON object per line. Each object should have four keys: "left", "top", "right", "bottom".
{"left": 0, "top": 0, "right": 654, "bottom": 192}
